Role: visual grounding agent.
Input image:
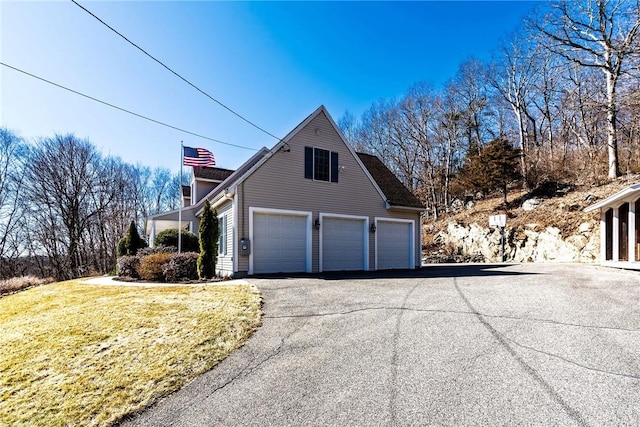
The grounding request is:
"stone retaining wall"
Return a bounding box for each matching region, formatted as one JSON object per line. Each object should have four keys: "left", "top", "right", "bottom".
{"left": 428, "top": 220, "right": 599, "bottom": 263}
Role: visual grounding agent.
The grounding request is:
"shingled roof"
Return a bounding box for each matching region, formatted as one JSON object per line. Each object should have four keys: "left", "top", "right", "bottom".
{"left": 357, "top": 152, "right": 424, "bottom": 209}
{"left": 193, "top": 167, "right": 235, "bottom": 181}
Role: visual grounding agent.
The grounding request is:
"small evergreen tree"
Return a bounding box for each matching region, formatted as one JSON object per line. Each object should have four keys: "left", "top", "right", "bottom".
{"left": 454, "top": 139, "right": 521, "bottom": 203}
{"left": 117, "top": 221, "right": 147, "bottom": 257}
{"left": 197, "top": 200, "right": 219, "bottom": 279}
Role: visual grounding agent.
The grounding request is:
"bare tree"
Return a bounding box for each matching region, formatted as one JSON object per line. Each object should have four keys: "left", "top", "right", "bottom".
{"left": 0, "top": 128, "right": 27, "bottom": 278}
{"left": 23, "top": 135, "right": 106, "bottom": 279}
{"left": 337, "top": 111, "right": 362, "bottom": 150}
{"left": 531, "top": 0, "right": 640, "bottom": 179}
{"left": 447, "top": 59, "right": 492, "bottom": 156}
{"left": 488, "top": 32, "right": 543, "bottom": 186}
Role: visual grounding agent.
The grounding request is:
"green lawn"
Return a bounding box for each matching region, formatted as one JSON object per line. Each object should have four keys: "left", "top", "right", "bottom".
{"left": 0, "top": 279, "right": 262, "bottom": 426}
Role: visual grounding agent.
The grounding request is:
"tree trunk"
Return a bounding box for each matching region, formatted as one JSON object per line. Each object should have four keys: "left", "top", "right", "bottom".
{"left": 606, "top": 69, "right": 620, "bottom": 179}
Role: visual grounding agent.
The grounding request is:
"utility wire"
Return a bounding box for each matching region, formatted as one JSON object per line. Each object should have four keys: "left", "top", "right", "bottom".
{"left": 0, "top": 61, "right": 257, "bottom": 151}
{"left": 71, "top": 0, "right": 282, "bottom": 142}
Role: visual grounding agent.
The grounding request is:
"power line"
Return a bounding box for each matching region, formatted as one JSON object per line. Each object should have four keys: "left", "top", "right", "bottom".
{"left": 70, "top": 0, "right": 282, "bottom": 142}
{"left": 0, "top": 61, "right": 258, "bottom": 151}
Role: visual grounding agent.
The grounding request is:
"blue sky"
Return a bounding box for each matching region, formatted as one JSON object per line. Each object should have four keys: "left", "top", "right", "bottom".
{"left": 1, "top": 1, "right": 538, "bottom": 172}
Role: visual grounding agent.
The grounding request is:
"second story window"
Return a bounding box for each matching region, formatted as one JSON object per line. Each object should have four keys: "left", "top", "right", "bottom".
{"left": 305, "top": 146, "right": 339, "bottom": 182}
{"left": 314, "top": 148, "right": 330, "bottom": 181}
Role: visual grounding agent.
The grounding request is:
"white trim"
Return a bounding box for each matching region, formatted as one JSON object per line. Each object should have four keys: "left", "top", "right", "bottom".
{"left": 374, "top": 217, "right": 416, "bottom": 270}
{"left": 584, "top": 183, "right": 640, "bottom": 212}
{"left": 629, "top": 201, "right": 636, "bottom": 262}
{"left": 194, "top": 178, "right": 224, "bottom": 184}
{"left": 248, "top": 207, "right": 312, "bottom": 275}
{"left": 218, "top": 213, "right": 227, "bottom": 256}
{"left": 613, "top": 207, "right": 620, "bottom": 261}
{"left": 232, "top": 191, "right": 239, "bottom": 274}
{"left": 318, "top": 213, "right": 369, "bottom": 272}
{"left": 600, "top": 210, "right": 607, "bottom": 262}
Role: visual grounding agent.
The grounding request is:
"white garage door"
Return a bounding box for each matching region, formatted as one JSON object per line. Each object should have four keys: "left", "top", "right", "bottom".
{"left": 376, "top": 220, "right": 414, "bottom": 270}
{"left": 252, "top": 211, "right": 309, "bottom": 274}
{"left": 322, "top": 216, "right": 367, "bottom": 272}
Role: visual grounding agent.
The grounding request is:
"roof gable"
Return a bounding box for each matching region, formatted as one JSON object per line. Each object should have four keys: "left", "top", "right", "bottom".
{"left": 189, "top": 105, "right": 421, "bottom": 212}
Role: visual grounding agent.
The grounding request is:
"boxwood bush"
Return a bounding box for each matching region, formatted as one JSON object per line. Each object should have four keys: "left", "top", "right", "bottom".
{"left": 153, "top": 229, "right": 199, "bottom": 252}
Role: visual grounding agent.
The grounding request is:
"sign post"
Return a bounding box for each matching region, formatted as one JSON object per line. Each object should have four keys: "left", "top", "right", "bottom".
{"left": 489, "top": 214, "right": 507, "bottom": 262}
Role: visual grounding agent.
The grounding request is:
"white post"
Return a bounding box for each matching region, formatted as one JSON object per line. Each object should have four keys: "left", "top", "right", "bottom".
{"left": 613, "top": 207, "right": 620, "bottom": 262}
{"left": 150, "top": 221, "right": 156, "bottom": 248}
{"left": 630, "top": 202, "right": 636, "bottom": 262}
{"left": 600, "top": 210, "right": 607, "bottom": 262}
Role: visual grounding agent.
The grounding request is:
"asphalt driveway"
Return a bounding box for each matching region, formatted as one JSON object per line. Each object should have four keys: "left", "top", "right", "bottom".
{"left": 122, "top": 263, "right": 640, "bottom": 426}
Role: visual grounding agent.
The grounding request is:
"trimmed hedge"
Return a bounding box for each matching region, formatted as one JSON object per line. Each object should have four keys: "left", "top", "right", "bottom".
{"left": 163, "top": 252, "right": 199, "bottom": 282}
{"left": 117, "top": 251, "right": 200, "bottom": 282}
{"left": 117, "top": 256, "right": 140, "bottom": 278}
{"left": 137, "top": 252, "right": 172, "bottom": 281}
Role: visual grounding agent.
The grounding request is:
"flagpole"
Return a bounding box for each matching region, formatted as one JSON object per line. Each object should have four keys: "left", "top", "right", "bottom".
{"left": 178, "top": 141, "right": 183, "bottom": 254}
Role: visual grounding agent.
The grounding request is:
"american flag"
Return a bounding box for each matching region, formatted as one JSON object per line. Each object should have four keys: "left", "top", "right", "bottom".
{"left": 183, "top": 146, "right": 216, "bottom": 167}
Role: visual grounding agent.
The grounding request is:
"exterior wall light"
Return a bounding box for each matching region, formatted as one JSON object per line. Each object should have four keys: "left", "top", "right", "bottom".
{"left": 314, "top": 218, "right": 321, "bottom": 230}
{"left": 370, "top": 223, "right": 376, "bottom": 233}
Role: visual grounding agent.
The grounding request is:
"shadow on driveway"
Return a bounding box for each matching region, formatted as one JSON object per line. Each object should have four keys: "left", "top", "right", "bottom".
{"left": 250, "top": 263, "right": 541, "bottom": 281}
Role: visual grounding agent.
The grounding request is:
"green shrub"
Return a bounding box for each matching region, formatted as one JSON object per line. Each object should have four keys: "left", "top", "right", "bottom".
{"left": 137, "top": 252, "right": 172, "bottom": 281}
{"left": 197, "top": 201, "right": 219, "bottom": 279}
{"left": 153, "top": 229, "right": 199, "bottom": 252}
{"left": 117, "top": 256, "right": 140, "bottom": 278}
{"left": 117, "top": 221, "right": 147, "bottom": 257}
{"left": 163, "top": 252, "right": 199, "bottom": 282}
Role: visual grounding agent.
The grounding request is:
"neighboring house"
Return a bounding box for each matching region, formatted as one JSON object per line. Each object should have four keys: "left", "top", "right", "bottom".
{"left": 584, "top": 183, "right": 640, "bottom": 269}
{"left": 146, "top": 105, "right": 424, "bottom": 276}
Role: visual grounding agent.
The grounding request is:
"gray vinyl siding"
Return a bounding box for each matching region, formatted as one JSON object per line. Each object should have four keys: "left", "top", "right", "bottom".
{"left": 194, "top": 181, "right": 219, "bottom": 204}
{"left": 236, "top": 110, "right": 421, "bottom": 273}
{"left": 216, "top": 201, "right": 234, "bottom": 277}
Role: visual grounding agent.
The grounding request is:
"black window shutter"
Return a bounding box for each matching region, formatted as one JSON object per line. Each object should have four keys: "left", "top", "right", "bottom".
{"left": 330, "top": 151, "right": 339, "bottom": 182}
{"left": 304, "top": 147, "right": 313, "bottom": 179}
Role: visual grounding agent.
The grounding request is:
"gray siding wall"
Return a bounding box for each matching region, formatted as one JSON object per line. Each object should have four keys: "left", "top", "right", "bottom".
{"left": 216, "top": 201, "right": 234, "bottom": 277}
{"left": 235, "top": 111, "right": 421, "bottom": 273}
{"left": 194, "top": 180, "right": 219, "bottom": 204}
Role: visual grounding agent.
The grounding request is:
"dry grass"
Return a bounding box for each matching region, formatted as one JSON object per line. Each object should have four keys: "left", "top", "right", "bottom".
{"left": 0, "top": 276, "right": 55, "bottom": 297}
{"left": 0, "top": 279, "right": 262, "bottom": 426}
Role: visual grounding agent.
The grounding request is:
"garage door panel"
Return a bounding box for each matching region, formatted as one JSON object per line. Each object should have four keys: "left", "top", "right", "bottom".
{"left": 253, "top": 212, "right": 308, "bottom": 274}
{"left": 377, "top": 221, "right": 412, "bottom": 270}
{"left": 322, "top": 216, "right": 365, "bottom": 271}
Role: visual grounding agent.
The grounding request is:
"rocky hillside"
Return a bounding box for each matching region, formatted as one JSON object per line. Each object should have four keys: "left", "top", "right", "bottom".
{"left": 423, "top": 175, "right": 640, "bottom": 264}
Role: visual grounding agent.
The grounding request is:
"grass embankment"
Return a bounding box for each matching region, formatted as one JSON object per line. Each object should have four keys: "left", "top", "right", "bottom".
{"left": 0, "top": 279, "right": 262, "bottom": 426}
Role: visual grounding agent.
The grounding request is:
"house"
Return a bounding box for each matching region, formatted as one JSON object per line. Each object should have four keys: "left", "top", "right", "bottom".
{"left": 584, "top": 183, "right": 640, "bottom": 269}
{"left": 146, "top": 105, "right": 424, "bottom": 276}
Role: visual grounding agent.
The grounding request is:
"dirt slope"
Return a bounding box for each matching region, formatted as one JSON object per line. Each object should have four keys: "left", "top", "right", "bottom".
{"left": 423, "top": 175, "right": 640, "bottom": 251}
